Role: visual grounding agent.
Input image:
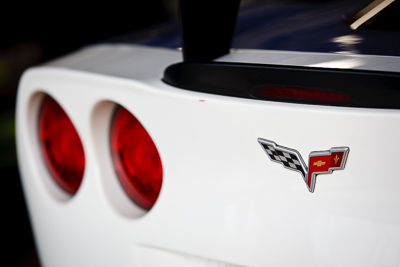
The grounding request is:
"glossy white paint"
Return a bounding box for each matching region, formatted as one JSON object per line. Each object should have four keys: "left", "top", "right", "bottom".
{"left": 17, "top": 45, "right": 400, "bottom": 267}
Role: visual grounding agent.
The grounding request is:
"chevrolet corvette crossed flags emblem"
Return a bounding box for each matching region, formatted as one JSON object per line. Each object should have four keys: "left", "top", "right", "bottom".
{"left": 258, "top": 139, "right": 349, "bottom": 192}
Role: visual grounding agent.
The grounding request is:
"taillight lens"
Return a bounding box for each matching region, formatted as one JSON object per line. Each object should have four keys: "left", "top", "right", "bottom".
{"left": 38, "top": 95, "right": 85, "bottom": 194}
{"left": 110, "top": 106, "right": 163, "bottom": 210}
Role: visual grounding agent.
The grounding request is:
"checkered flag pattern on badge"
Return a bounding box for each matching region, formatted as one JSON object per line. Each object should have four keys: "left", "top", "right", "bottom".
{"left": 258, "top": 139, "right": 307, "bottom": 180}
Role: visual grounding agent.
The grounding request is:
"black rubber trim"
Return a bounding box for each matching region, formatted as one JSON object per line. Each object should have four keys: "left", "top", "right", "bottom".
{"left": 163, "top": 61, "right": 400, "bottom": 109}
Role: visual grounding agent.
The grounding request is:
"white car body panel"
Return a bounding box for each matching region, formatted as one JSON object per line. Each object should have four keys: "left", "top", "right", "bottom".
{"left": 17, "top": 45, "right": 400, "bottom": 266}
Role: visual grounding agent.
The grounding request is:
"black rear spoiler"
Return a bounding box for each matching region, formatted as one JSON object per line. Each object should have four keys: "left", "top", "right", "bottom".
{"left": 162, "top": 0, "right": 400, "bottom": 109}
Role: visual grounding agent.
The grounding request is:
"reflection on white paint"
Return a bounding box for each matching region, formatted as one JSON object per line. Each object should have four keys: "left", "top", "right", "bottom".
{"left": 311, "top": 214, "right": 400, "bottom": 267}
{"left": 331, "top": 35, "right": 363, "bottom": 55}
{"left": 333, "top": 35, "right": 363, "bottom": 46}
{"left": 307, "top": 58, "right": 364, "bottom": 69}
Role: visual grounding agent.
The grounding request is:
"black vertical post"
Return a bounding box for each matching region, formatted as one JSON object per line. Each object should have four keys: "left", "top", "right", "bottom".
{"left": 179, "top": 0, "right": 241, "bottom": 62}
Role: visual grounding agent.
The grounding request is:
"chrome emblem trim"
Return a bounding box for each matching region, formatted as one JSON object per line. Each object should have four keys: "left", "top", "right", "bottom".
{"left": 258, "top": 138, "right": 349, "bottom": 193}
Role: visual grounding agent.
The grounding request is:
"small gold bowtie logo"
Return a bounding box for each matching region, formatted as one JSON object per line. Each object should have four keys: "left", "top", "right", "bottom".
{"left": 313, "top": 160, "right": 326, "bottom": 167}
{"left": 334, "top": 155, "right": 340, "bottom": 164}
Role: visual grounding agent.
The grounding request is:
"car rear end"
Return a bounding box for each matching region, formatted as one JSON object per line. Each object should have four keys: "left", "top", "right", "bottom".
{"left": 16, "top": 1, "right": 400, "bottom": 266}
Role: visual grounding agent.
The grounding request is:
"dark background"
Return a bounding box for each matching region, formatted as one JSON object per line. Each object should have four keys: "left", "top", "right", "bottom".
{"left": 1, "top": 1, "right": 173, "bottom": 266}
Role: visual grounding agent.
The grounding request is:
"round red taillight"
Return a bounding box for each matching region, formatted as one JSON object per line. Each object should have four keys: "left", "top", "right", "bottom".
{"left": 110, "top": 106, "right": 163, "bottom": 210}
{"left": 38, "top": 95, "right": 85, "bottom": 194}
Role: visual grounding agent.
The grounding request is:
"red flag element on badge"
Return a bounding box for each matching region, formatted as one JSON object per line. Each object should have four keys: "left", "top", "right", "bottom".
{"left": 330, "top": 152, "right": 345, "bottom": 168}
{"left": 308, "top": 155, "right": 331, "bottom": 187}
{"left": 307, "top": 150, "right": 348, "bottom": 192}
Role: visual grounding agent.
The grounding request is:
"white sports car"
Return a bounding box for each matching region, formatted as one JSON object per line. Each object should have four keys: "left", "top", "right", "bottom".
{"left": 16, "top": 0, "right": 400, "bottom": 266}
